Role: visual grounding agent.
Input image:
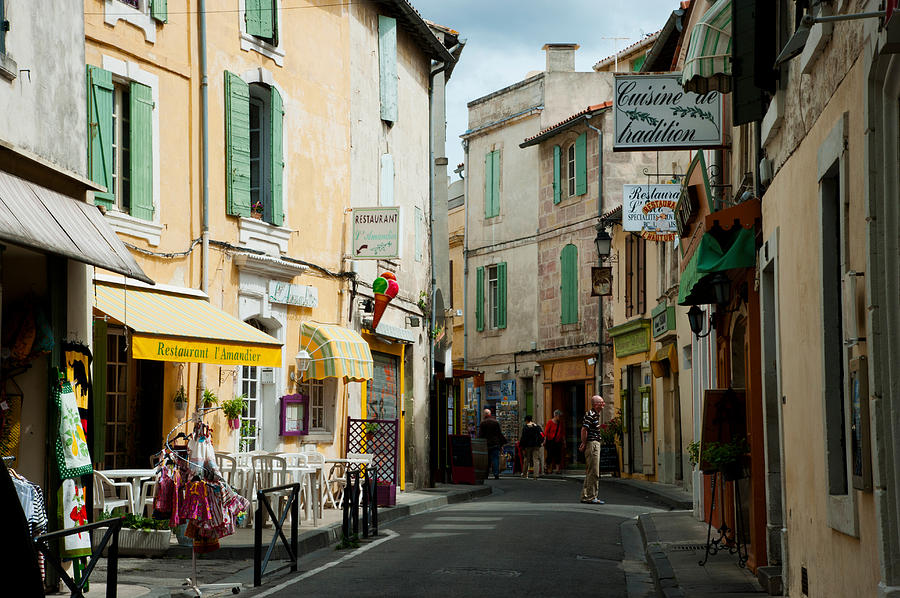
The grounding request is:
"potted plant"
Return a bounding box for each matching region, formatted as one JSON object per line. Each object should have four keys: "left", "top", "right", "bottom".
{"left": 239, "top": 421, "right": 257, "bottom": 452}
{"left": 691, "top": 437, "right": 749, "bottom": 480}
{"left": 363, "top": 421, "right": 380, "bottom": 441}
{"left": 250, "top": 200, "right": 264, "bottom": 220}
{"left": 221, "top": 395, "right": 246, "bottom": 430}
{"left": 375, "top": 479, "right": 396, "bottom": 507}
{"left": 94, "top": 512, "right": 171, "bottom": 557}
{"left": 201, "top": 388, "right": 218, "bottom": 409}
{"left": 173, "top": 385, "right": 187, "bottom": 416}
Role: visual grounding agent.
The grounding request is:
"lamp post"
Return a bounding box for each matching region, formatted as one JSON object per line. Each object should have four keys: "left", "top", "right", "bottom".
{"left": 594, "top": 226, "right": 611, "bottom": 418}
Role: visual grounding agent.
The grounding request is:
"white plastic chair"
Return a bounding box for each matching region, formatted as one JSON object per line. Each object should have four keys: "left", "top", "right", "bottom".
{"left": 137, "top": 478, "right": 157, "bottom": 517}
{"left": 215, "top": 452, "right": 238, "bottom": 487}
{"left": 278, "top": 453, "right": 314, "bottom": 521}
{"left": 93, "top": 471, "right": 134, "bottom": 516}
{"left": 252, "top": 454, "right": 290, "bottom": 526}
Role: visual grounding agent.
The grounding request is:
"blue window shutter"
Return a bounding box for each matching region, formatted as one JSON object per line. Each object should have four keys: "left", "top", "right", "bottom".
{"left": 575, "top": 132, "right": 587, "bottom": 195}
{"left": 497, "top": 262, "right": 507, "bottom": 329}
{"left": 380, "top": 153, "right": 394, "bottom": 206}
{"left": 225, "top": 71, "right": 251, "bottom": 217}
{"left": 560, "top": 244, "right": 578, "bottom": 324}
{"left": 553, "top": 145, "right": 562, "bottom": 204}
{"left": 270, "top": 85, "right": 284, "bottom": 226}
{"left": 484, "top": 151, "right": 494, "bottom": 219}
{"left": 129, "top": 82, "right": 154, "bottom": 221}
{"left": 150, "top": 0, "right": 167, "bottom": 23}
{"left": 378, "top": 15, "right": 398, "bottom": 123}
{"left": 476, "top": 266, "right": 484, "bottom": 331}
{"left": 86, "top": 65, "right": 114, "bottom": 208}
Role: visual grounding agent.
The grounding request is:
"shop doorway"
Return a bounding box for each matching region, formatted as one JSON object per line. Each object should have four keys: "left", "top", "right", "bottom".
{"left": 623, "top": 365, "right": 643, "bottom": 474}
{"left": 550, "top": 381, "right": 585, "bottom": 467}
{"left": 135, "top": 360, "right": 163, "bottom": 466}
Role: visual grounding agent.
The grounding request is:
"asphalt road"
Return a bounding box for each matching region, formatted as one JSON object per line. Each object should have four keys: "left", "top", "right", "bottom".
{"left": 244, "top": 476, "right": 670, "bottom": 598}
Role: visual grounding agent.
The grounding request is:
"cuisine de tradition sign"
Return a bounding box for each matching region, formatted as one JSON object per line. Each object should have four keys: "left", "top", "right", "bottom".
{"left": 613, "top": 74, "right": 723, "bottom": 151}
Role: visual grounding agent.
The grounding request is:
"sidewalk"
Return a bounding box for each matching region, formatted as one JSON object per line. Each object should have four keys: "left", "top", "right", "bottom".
{"left": 69, "top": 483, "right": 491, "bottom": 597}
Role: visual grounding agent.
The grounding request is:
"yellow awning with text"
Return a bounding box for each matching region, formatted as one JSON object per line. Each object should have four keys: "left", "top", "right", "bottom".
{"left": 94, "top": 283, "right": 282, "bottom": 367}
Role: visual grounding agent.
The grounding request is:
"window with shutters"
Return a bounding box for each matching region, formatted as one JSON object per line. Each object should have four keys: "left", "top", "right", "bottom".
{"left": 104, "top": 0, "right": 166, "bottom": 43}
{"left": 560, "top": 244, "right": 578, "bottom": 324}
{"left": 87, "top": 61, "right": 159, "bottom": 241}
{"left": 296, "top": 378, "right": 336, "bottom": 441}
{"left": 484, "top": 150, "right": 501, "bottom": 219}
{"left": 485, "top": 262, "right": 507, "bottom": 330}
{"left": 624, "top": 234, "right": 647, "bottom": 318}
{"left": 225, "top": 72, "right": 284, "bottom": 228}
{"left": 566, "top": 143, "right": 576, "bottom": 196}
{"left": 0, "top": 0, "right": 8, "bottom": 60}
{"left": 240, "top": 0, "right": 284, "bottom": 65}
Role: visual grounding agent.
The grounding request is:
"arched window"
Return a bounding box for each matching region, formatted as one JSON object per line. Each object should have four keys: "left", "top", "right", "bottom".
{"left": 560, "top": 244, "right": 578, "bottom": 324}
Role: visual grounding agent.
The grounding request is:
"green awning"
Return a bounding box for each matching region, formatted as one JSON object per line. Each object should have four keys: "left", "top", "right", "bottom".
{"left": 678, "top": 227, "right": 755, "bottom": 305}
{"left": 681, "top": 0, "right": 732, "bottom": 94}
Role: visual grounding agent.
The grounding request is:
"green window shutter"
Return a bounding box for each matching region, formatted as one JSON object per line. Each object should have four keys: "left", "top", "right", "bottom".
{"left": 225, "top": 71, "right": 251, "bottom": 217}
{"left": 246, "top": 0, "right": 274, "bottom": 38}
{"left": 378, "top": 15, "right": 398, "bottom": 123}
{"left": 129, "top": 82, "right": 154, "bottom": 221}
{"left": 484, "top": 151, "right": 494, "bottom": 219}
{"left": 270, "top": 85, "right": 284, "bottom": 226}
{"left": 553, "top": 145, "right": 562, "bottom": 204}
{"left": 632, "top": 55, "right": 645, "bottom": 72}
{"left": 491, "top": 150, "right": 501, "bottom": 217}
{"left": 150, "top": 0, "right": 167, "bottom": 23}
{"left": 476, "top": 266, "right": 484, "bottom": 331}
{"left": 86, "top": 65, "right": 114, "bottom": 208}
{"left": 92, "top": 319, "right": 107, "bottom": 464}
{"left": 560, "top": 244, "right": 578, "bottom": 324}
{"left": 575, "top": 132, "right": 587, "bottom": 195}
{"left": 497, "top": 262, "right": 507, "bottom": 329}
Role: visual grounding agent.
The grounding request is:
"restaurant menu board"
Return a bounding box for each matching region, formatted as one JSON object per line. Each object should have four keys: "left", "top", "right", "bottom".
{"left": 367, "top": 352, "right": 399, "bottom": 420}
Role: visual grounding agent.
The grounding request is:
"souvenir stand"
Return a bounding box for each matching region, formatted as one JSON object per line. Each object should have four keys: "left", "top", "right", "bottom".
{"left": 156, "top": 406, "right": 249, "bottom": 596}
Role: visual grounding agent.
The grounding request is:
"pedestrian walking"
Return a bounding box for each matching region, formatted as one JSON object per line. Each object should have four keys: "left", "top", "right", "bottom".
{"left": 579, "top": 395, "right": 606, "bottom": 504}
{"left": 518, "top": 415, "right": 544, "bottom": 478}
{"left": 544, "top": 409, "right": 566, "bottom": 474}
{"left": 478, "top": 408, "right": 507, "bottom": 480}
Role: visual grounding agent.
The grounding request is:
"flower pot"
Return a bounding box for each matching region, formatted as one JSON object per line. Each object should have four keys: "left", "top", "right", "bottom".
{"left": 376, "top": 483, "right": 396, "bottom": 507}
{"left": 93, "top": 527, "right": 172, "bottom": 557}
{"left": 251, "top": 211, "right": 263, "bottom": 220}
{"left": 228, "top": 418, "right": 241, "bottom": 430}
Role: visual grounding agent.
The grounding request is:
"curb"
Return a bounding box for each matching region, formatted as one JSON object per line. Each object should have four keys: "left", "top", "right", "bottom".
{"left": 637, "top": 513, "right": 686, "bottom": 598}
{"left": 605, "top": 477, "right": 693, "bottom": 510}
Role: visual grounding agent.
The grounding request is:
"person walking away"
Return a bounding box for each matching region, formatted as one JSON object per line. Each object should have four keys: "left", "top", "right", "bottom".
{"left": 519, "top": 415, "right": 544, "bottom": 478}
{"left": 479, "top": 409, "right": 507, "bottom": 480}
{"left": 579, "top": 396, "right": 606, "bottom": 504}
{"left": 544, "top": 409, "right": 566, "bottom": 474}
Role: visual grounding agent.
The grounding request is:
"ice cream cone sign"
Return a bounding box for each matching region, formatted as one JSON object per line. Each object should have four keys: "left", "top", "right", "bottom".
{"left": 372, "top": 273, "right": 399, "bottom": 329}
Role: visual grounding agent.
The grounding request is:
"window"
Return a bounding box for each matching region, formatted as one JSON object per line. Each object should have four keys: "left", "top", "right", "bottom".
{"left": 624, "top": 234, "right": 646, "bottom": 317}
{"left": 488, "top": 265, "right": 499, "bottom": 328}
{"left": 484, "top": 149, "right": 500, "bottom": 218}
{"left": 104, "top": 327, "right": 130, "bottom": 469}
{"left": 552, "top": 135, "right": 587, "bottom": 204}
{"left": 118, "top": 0, "right": 139, "bottom": 7}
{"left": 303, "top": 378, "right": 326, "bottom": 431}
{"left": 225, "top": 71, "right": 284, "bottom": 226}
{"left": 240, "top": 365, "right": 261, "bottom": 451}
{"left": 567, "top": 144, "right": 576, "bottom": 196}
{"left": 476, "top": 263, "right": 506, "bottom": 331}
{"left": 0, "top": 0, "right": 7, "bottom": 56}
{"left": 104, "top": 0, "right": 166, "bottom": 43}
{"left": 245, "top": 0, "right": 277, "bottom": 45}
{"left": 378, "top": 15, "right": 397, "bottom": 123}
{"left": 560, "top": 244, "right": 578, "bottom": 324}
{"left": 87, "top": 65, "right": 154, "bottom": 221}
{"left": 368, "top": 353, "right": 400, "bottom": 420}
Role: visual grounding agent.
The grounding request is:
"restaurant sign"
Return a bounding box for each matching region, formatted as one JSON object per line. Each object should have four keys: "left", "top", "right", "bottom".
{"left": 623, "top": 184, "right": 680, "bottom": 242}
{"left": 613, "top": 74, "right": 723, "bottom": 151}
{"left": 352, "top": 207, "right": 400, "bottom": 259}
{"left": 269, "top": 281, "right": 318, "bottom": 308}
{"left": 132, "top": 336, "right": 282, "bottom": 367}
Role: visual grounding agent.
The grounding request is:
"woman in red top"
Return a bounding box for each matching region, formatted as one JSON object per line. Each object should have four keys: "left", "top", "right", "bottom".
{"left": 544, "top": 409, "right": 566, "bottom": 474}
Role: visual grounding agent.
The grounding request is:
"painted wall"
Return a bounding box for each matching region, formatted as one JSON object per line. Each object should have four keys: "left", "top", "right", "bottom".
{"left": 448, "top": 179, "right": 465, "bottom": 367}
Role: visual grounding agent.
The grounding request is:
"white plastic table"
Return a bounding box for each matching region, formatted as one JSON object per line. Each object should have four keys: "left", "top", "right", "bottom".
{"left": 98, "top": 468, "right": 156, "bottom": 514}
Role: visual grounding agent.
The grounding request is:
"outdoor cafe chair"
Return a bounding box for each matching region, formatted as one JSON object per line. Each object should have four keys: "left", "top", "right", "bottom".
{"left": 251, "top": 454, "right": 291, "bottom": 526}
{"left": 214, "top": 452, "right": 238, "bottom": 487}
{"left": 92, "top": 471, "right": 134, "bottom": 516}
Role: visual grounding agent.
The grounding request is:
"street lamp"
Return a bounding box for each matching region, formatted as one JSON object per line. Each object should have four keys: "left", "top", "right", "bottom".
{"left": 595, "top": 227, "right": 612, "bottom": 258}
{"left": 709, "top": 272, "right": 731, "bottom": 306}
{"left": 688, "top": 305, "right": 714, "bottom": 338}
{"left": 295, "top": 350, "right": 311, "bottom": 373}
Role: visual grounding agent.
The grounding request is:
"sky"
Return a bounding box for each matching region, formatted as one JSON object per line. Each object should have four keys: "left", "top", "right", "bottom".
{"left": 410, "top": 0, "right": 682, "bottom": 180}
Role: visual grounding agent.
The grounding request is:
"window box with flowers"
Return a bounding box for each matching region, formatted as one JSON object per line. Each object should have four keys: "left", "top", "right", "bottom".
{"left": 250, "top": 200, "right": 265, "bottom": 220}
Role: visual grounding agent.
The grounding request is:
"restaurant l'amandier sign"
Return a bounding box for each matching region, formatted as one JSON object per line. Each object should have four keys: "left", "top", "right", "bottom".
{"left": 613, "top": 74, "right": 723, "bottom": 151}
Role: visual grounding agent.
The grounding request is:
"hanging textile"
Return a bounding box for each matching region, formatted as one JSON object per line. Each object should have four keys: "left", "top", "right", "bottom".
{"left": 58, "top": 479, "right": 91, "bottom": 558}
{"left": 0, "top": 459, "right": 44, "bottom": 594}
{"left": 54, "top": 381, "right": 92, "bottom": 479}
{"left": 63, "top": 342, "right": 93, "bottom": 411}
{"left": 0, "top": 391, "right": 22, "bottom": 465}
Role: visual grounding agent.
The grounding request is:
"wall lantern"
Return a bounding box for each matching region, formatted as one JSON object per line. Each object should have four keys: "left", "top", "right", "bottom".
{"left": 710, "top": 272, "right": 731, "bottom": 306}
{"left": 688, "top": 305, "right": 714, "bottom": 339}
{"left": 594, "top": 227, "right": 612, "bottom": 259}
{"left": 295, "top": 350, "right": 311, "bottom": 373}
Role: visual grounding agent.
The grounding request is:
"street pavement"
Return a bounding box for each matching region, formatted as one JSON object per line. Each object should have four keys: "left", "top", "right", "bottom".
{"left": 72, "top": 475, "right": 765, "bottom": 597}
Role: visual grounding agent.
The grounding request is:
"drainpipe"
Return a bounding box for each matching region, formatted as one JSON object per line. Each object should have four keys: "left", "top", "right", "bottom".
{"left": 584, "top": 116, "right": 605, "bottom": 412}
{"left": 462, "top": 139, "right": 469, "bottom": 368}
{"left": 199, "top": 0, "right": 209, "bottom": 393}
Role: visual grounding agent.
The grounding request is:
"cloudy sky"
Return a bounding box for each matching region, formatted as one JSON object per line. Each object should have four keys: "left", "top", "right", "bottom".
{"left": 410, "top": 0, "right": 681, "bottom": 179}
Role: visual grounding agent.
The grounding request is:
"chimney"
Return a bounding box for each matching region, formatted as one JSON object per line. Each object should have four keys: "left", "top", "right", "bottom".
{"left": 543, "top": 43, "right": 579, "bottom": 72}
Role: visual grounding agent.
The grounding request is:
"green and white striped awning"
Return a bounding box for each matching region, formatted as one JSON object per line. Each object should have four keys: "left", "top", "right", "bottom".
{"left": 681, "top": 0, "right": 732, "bottom": 94}
{"left": 300, "top": 322, "right": 373, "bottom": 382}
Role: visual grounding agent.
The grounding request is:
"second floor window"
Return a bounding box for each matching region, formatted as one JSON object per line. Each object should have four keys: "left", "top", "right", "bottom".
{"left": 476, "top": 262, "right": 507, "bottom": 331}
{"left": 245, "top": 0, "right": 277, "bottom": 45}
{"left": 566, "top": 143, "right": 576, "bottom": 196}
{"left": 624, "top": 234, "right": 647, "bottom": 317}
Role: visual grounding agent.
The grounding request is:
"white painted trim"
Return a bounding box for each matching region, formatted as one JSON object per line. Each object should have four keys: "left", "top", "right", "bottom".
{"left": 761, "top": 90, "right": 785, "bottom": 150}
{"left": 100, "top": 55, "right": 162, "bottom": 245}
{"left": 238, "top": 0, "right": 285, "bottom": 66}
{"left": 93, "top": 272, "right": 209, "bottom": 298}
{"left": 238, "top": 216, "right": 293, "bottom": 255}
{"left": 104, "top": 0, "right": 156, "bottom": 43}
{"left": 800, "top": 21, "right": 833, "bottom": 75}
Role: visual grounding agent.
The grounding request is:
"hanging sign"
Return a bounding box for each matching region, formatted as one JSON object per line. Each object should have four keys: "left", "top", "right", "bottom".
{"left": 613, "top": 74, "right": 723, "bottom": 151}
{"left": 623, "top": 184, "right": 680, "bottom": 241}
{"left": 269, "top": 281, "right": 318, "bottom": 308}
{"left": 591, "top": 266, "right": 613, "bottom": 296}
{"left": 352, "top": 207, "right": 400, "bottom": 259}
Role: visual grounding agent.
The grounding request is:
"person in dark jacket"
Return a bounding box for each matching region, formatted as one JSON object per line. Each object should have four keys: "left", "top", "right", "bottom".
{"left": 479, "top": 409, "right": 507, "bottom": 479}
{"left": 519, "top": 415, "right": 544, "bottom": 478}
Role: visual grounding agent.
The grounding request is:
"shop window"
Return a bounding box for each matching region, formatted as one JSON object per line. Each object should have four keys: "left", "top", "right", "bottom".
{"left": 368, "top": 352, "right": 400, "bottom": 420}
{"left": 225, "top": 72, "right": 284, "bottom": 226}
{"left": 104, "top": 328, "right": 130, "bottom": 469}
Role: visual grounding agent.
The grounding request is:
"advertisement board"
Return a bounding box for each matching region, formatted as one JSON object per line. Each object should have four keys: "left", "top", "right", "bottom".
{"left": 623, "top": 183, "right": 680, "bottom": 242}
{"left": 352, "top": 207, "right": 400, "bottom": 259}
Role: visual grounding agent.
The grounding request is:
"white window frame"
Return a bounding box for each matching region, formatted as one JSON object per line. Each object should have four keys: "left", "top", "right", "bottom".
{"left": 566, "top": 143, "right": 576, "bottom": 196}
{"left": 239, "top": 0, "right": 285, "bottom": 66}
{"left": 248, "top": 83, "right": 273, "bottom": 221}
{"left": 487, "top": 265, "right": 499, "bottom": 329}
{"left": 240, "top": 365, "right": 262, "bottom": 452}
{"left": 100, "top": 55, "right": 163, "bottom": 246}
{"left": 104, "top": 0, "right": 156, "bottom": 43}
{"left": 298, "top": 378, "right": 336, "bottom": 442}
{"left": 111, "top": 83, "right": 131, "bottom": 214}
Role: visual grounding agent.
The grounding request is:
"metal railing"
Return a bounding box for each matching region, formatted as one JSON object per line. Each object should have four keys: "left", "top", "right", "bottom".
{"left": 253, "top": 482, "right": 301, "bottom": 587}
{"left": 34, "top": 517, "right": 123, "bottom": 598}
{"left": 342, "top": 465, "right": 378, "bottom": 542}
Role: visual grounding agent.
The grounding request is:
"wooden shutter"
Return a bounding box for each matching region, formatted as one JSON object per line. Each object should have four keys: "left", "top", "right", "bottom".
{"left": 484, "top": 151, "right": 494, "bottom": 218}
{"left": 129, "top": 82, "right": 154, "bottom": 221}
{"left": 732, "top": 0, "right": 776, "bottom": 126}
{"left": 380, "top": 153, "right": 394, "bottom": 206}
{"left": 225, "top": 72, "right": 251, "bottom": 217}
{"left": 497, "top": 262, "right": 507, "bottom": 329}
{"left": 246, "top": 0, "right": 274, "bottom": 39}
{"left": 378, "top": 15, "right": 398, "bottom": 123}
{"left": 150, "top": 0, "right": 167, "bottom": 23}
{"left": 491, "top": 150, "right": 501, "bottom": 217}
{"left": 92, "top": 318, "right": 107, "bottom": 464}
{"left": 553, "top": 145, "right": 562, "bottom": 204}
{"left": 625, "top": 235, "right": 634, "bottom": 317}
{"left": 476, "top": 266, "right": 485, "bottom": 331}
{"left": 560, "top": 244, "right": 578, "bottom": 324}
{"left": 575, "top": 132, "right": 587, "bottom": 196}
{"left": 86, "top": 65, "right": 114, "bottom": 208}
{"left": 270, "top": 85, "right": 284, "bottom": 226}
{"left": 637, "top": 238, "right": 646, "bottom": 314}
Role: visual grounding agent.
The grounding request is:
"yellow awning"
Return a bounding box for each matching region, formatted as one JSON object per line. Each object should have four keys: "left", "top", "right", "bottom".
{"left": 300, "top": 322, "right": 373, "bottom": 382}
{"left": 93, "top": 283, "right": 282, "bottom": 367}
